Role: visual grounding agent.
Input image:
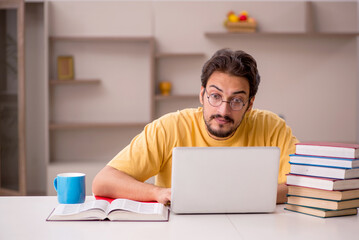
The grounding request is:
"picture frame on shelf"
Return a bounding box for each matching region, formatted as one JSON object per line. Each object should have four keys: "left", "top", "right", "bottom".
{"left": 57, "top": 56, "right": 74, "bottom": 80}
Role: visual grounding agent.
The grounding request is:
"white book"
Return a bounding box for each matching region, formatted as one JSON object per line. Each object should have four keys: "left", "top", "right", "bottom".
{"left": 295, "top": 142, "right": 359, "bottom": 159}
{"left": 286, "top": 174, "right": 359, "bottom": 191}
{"left": 290, "top": 164, "right": 359, "bottom": 179}
{"left": 289, "top": 154, "right": 359, "bottom": 169}
{"left": 46, "top": 199, "right": 169, "bottom": 222}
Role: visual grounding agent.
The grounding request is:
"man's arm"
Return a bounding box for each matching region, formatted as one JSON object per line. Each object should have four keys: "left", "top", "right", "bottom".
{"left": 92, "top": 165, "right": 171, "bottom": 205}
{"left": 276, "top": 183, "right": 288, "bottom": 204}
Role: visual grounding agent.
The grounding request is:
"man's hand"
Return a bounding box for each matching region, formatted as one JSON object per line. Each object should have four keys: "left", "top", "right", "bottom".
{"left": 153, "top": 187, "right": 171, "bottom": 205}
{"left": 93, "top": 165, "right": 171, "bottom": 204}
{"left": 276, "top": 183, "right": 288, "bottom": 204}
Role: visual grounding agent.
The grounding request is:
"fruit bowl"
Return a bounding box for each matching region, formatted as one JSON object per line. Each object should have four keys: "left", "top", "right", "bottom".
{"left": 224, "top": 10, "right": 257, "bottom": 33}
{"left": 225, "top": 21, "right": 257, "bottom": 33}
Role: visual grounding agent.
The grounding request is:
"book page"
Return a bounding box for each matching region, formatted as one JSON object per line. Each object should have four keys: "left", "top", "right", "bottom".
{"left": 108, "top": 199, "right": 161, "bottom": 214}
{"left": 52, "top": 200, "right": 109, "bottom": 216}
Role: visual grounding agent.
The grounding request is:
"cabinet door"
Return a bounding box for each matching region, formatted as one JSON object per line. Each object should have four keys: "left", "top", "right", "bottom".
{"left": 0, "top": 0, "right": 26, "bottom": 195}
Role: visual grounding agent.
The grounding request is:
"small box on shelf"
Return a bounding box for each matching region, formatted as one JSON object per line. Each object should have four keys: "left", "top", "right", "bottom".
{"left": 225, "top": 21, "right": 257, "bottom": 33}
{"left": 49, "top": 79, "right": 101, "bottom": 85}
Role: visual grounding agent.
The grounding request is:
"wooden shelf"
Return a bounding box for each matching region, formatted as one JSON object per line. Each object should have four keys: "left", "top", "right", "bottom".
{"left": 49, "top": 36, "right": 154, "bottom": 42}
{"left": 156, "top": 53, "right": 205, "bottom": 58}
{"left": 205, "top": 32, "right": 359, "bottom": 38}
{"left": 49, "top": 122, "right": 147, "bottom": 130}
{"left": 205, "top": 2, "right": 359, "bottom": 38}
{"left": 155, "top": 94, "right": 199, "bottom": 101}
{"left": 49, "top": 79, "right": 101, "bottom": 85}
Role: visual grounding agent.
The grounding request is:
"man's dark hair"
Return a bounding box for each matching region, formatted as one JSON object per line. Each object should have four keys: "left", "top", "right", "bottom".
{"left": 201, "top": 49, "right": 261, "bottom": 99}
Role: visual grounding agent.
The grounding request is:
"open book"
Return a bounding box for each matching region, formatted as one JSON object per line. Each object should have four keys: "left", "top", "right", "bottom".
{"left": 47, "top": 198, "right": 169, "bottom": 222}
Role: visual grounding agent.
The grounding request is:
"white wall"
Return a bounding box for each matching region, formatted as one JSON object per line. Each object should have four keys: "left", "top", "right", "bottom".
{"left": 153, "top": 1, "right": 358, "bottom": 142}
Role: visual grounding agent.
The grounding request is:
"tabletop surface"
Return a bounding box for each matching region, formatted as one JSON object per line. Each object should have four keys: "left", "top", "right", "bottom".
{"left": 1, "top": 196, "right": 358, "bottom": 240}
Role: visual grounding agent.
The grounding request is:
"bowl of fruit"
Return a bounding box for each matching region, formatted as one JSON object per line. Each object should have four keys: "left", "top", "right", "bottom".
{"left": 224, "top": 11, "right": 257, "bottom": 33}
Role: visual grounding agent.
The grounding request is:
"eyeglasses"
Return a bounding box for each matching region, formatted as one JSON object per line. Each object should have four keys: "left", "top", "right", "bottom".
{"left": 205, "top": 88, "right": 249, "bottom": 111}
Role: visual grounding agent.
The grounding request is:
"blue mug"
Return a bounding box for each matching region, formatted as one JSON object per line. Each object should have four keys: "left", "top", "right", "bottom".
{"left": 54, "top": 173, "right": 86, "bottom": 204}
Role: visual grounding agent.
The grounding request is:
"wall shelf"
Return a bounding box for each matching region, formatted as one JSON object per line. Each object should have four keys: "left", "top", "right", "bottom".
{"left": 205, "top": 32, "right": 359, "bottom": 38}
{"left": 50, "top": 36, "right": 154, "bottom": 43}
{"left": 155, "top": 94, "right": 199, "bottom": 101}
{"left": 49, "top": 122, "right": 147, "bottom": 130}
{"left": 49, "top": 79, "right": 101, "bottom": 85}
{"left": 155, "top": 53, "right": 205, "bottom": 58}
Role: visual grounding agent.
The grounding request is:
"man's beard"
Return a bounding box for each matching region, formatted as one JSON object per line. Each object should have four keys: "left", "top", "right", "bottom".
{"left": 204, "top": 114, "right": 241, "bottom": 138}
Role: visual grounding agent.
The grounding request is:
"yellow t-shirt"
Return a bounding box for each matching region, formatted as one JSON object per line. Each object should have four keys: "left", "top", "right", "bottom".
{"left": 108, "top": 107, "right": 298, "bottom": 187}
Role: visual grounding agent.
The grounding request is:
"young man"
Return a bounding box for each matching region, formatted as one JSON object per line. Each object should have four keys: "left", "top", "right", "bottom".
{"left": 92, "top": 49, "right": 298, "bottom": 204}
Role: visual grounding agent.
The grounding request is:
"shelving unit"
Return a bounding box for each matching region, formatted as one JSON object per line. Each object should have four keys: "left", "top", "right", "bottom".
{"left": 49, "top": 79, "right": 101, "bottom": 85}
{"left": 49, "top": 36, "right": 154, "bottom": 43}
{"left": 47, "top": 26, "right": 155, "bottom": 194}
{"left": 205, "top": 1, "right": 359, "bottom": 38}
{"left": 155, "top": 94, "right": 198, "bottom": 101}
{"left": 155, "top": 52, "right": 205, "bottom": 58}
{"left": 204, "top": 32, "right": 359, "bottom": 37}
{"left": 48, "top": 35, "right": 155, "bottom": 128}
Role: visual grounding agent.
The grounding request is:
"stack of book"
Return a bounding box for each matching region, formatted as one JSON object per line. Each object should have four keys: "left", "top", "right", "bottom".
{"left": 285, "top": 141, "right": 359, "bottom": 218}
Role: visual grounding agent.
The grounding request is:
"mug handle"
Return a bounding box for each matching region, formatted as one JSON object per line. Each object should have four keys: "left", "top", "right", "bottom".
{"left": 54, "top": 177, "right": 58, "bottom": 192}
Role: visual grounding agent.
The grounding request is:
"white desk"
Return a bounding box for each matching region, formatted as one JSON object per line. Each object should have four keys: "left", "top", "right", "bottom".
{"left": 0, "top": 196, "right": 358, "bottom": 240}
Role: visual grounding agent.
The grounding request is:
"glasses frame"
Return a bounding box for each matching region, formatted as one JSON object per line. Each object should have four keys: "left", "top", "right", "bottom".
{"left": 205, "top": 88, "right": 250, "bottom": 111}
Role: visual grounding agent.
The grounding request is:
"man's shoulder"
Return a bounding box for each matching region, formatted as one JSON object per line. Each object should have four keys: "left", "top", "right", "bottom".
{"left": 246, "top": 109, "right": 285, "bottom": 125}
{"left": 245, "top": 109, "right": 295, "bottom": 142}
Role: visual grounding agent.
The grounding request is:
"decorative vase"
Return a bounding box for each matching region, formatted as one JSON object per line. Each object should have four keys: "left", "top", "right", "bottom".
{"left": 159, "top": 81, "right": 172, "bottom": 96}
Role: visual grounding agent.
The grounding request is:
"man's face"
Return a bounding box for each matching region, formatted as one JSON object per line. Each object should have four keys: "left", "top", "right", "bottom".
{"left": 199, "top": 71, "right": 254, "bottom": 140}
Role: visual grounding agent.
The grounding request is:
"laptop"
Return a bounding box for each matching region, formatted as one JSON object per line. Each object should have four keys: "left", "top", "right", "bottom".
{"left": 171, "top": 147, "right": 280, "bottom": 214}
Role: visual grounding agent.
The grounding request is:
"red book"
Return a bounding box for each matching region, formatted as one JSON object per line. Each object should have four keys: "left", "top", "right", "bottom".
{"left": 295, "top": 142, "right": 359, "bottom": 159}
{"left": 94, "top": 195, "right": 157, "bottom": 204}
{"left": 94, "top": 195, "right": 115, "bottom": 203}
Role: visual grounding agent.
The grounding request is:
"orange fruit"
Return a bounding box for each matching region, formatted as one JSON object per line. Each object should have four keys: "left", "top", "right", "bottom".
{"left": 240, "top": 11, "right": 249, "bottom": 16}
